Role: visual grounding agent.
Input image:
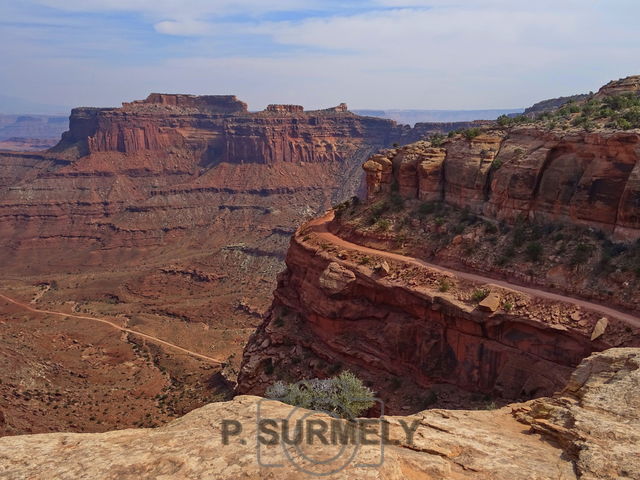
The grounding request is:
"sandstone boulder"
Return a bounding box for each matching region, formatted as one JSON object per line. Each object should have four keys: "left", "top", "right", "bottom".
{"left": 479, "top": 291, "right": 501, "bottom": 312}
{"left": 319, "top": 262, "right": 356, "bottom": 295}
{"left": 591, "top": 317, "right": 609, "bottom": 341}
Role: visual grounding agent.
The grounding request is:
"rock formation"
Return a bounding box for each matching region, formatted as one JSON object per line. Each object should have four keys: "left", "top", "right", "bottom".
{"left": 236, "top": 212, "right": 638, "bottom": 412}
{"left": 2, "top": 348, "right": 638, "bottom": 479}
{"left": 363, "top": 128, "right": 640, "bottom": 242}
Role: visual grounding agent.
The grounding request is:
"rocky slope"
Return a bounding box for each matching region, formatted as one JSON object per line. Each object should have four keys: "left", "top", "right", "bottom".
{"left": 2, "top": 348, "right": 638, "bottom": 479}
{"left": 236, "top": 210, "right": 639, "bottom": 413}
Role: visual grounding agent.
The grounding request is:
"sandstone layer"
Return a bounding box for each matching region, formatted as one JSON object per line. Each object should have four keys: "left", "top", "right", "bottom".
{"left": 364, "top": 129, "right": 640, "bottom": 242}
{"left": 1, "top": 348, "right": 638, "bottom": 479}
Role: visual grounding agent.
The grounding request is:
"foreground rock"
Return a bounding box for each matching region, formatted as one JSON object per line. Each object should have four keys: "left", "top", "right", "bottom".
{"left": 1, "top": 348, "right": 637, "bottom": 479}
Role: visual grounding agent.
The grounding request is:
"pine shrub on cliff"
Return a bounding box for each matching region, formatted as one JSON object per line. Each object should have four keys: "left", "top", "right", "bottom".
{"left": 265, "top": 371, "right": 375, "bottom": 419}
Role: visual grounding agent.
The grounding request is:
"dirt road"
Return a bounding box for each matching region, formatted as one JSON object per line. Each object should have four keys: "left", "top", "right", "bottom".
{"left": 0, "top": 293, "right": 225, "bottom": 364}
{"left": 308, "top": 212, "right": 640, "bottom": 328}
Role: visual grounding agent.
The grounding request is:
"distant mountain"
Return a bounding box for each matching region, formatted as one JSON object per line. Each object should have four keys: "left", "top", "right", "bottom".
{"left": 0, "top": 94, "right": 72, "bottom": 115}
{"left": 354, "top": 108, "right": 523, "bottom": 126}
{"left": 0, "top": 114, "right": 68, "bottom": 141}
{"left": 523, "top": 94, "right": 590, "bottom": 116}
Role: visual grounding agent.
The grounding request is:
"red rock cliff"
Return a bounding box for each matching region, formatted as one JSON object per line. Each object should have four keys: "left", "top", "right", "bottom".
{"left": 365, "top": 129, "right": 640, "bottom": 242}
{"left": 236, "top": 217, "right": 638, "bottom": 412}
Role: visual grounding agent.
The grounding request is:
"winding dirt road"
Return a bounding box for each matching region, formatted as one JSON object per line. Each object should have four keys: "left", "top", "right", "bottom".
{"left": 309, "top": 212, "right": 640, "bottom": 328}
{"left": 0, "top": 293, "right": 225, "bottom": 364}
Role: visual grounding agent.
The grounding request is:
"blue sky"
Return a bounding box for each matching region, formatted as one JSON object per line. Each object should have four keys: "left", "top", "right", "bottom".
{"left": 1, "top": 0, "right": 639, "bottom": 111}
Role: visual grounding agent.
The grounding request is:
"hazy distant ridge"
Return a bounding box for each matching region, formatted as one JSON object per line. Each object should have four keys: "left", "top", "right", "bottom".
{"left": 354, "top": 108, "right": 524, "bottom": 125}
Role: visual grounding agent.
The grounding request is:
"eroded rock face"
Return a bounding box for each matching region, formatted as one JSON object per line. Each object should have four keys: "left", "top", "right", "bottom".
{"left": 0, "top": 95, "right": 408, "bottom": 274}
{"left": 236, "top": 226, "right": 624, "bottom": 410}
{"left": 516, "top": 348, "right": 640, "bottom": 480}
{"left": 365, "top": 128, "right": 640, "bottom": 241}
{"left": 2, "top": 349, "right": 637, "bottom": 479}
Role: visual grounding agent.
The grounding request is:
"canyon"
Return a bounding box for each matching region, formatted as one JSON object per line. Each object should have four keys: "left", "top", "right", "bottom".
{"left": 0, "top": 94, "right": 412, "bottom": 435}
{"left": 1, "top": 77, "right": 640, "bottom": 479}
{"left": 0, "top": 93, "right": 480, "bottom": 435}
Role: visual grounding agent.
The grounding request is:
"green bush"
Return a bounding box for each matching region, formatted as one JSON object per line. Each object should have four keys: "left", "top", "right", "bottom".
{"left": 265, "top": 371, "right": 376, "bottom": 419}
{"left": 463, "top": 128, "right": 481, "bottom": 140}
{"left": 358, "top": 256, "right": 372, "bottom": 265}
{"left": 497, "top": 115, "right": 512, "bottom": 127}
{"left": 375, "top": 218, "right": 391, "bottom": 231}
{"left": 525, "top": 241, "right": 543, "bottom": 262}
{"left": 438, "top": 278, "right": 452, "bottom": 292}
{"left": 471, "top": 289, "right": 489, "bottom": 302}
{"left": 571, "top": 242, "right": 592, "bottom": 265}
{"left": 417, "top": 201, "right": 439, "bottom": 217}
{"left": 430, "top": 133, "right": 445, "bottom": 147}
{"left": 389, "top": 192, "right": 405, "bottom": 211}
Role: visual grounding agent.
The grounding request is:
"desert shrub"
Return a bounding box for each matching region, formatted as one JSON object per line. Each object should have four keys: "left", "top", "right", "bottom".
{"left": 571, "top": 242, "right": 593, "bottom": 266}
{"left": 333, "top": 200, "right": 351, "bottom": 217}
{"left": 375, "top": 218, "right": 391, "bottom": 231}
{"left": 358, "top": 256, "right": 372, "bottom": 265}
{"left": 490, "top": 157, "right": 503, "bottom": 170}
{"left": 604, "top": 93, "right": 640, "bottom": 111}
{"left": 438, "top": 278, "right": 452, "bottom": 292}
{"left": 484, "top": 222, "right": 498, "bottom": 235}
{"left": 430, "top": 133, "right": 445, "bottom": 147}
{"left": 389, "top": 192, "right": 405, "bottom": 211}
{"left": 463, "top": 128, "right": 481, "bottom": 140}
{"left": 370, "top": 200, "right": 390, "bottom": 216}
{"left": 512, "top": 224, "right": 527, "bottom": 247}
{"left": 417, "top": 201, "right": 439, "bottom": 217}
{"left": 525, "top": 241, "right": 543, "bottom": 262}
{"left": 622, "top": 106, "right": 640, "bottom": 128}
{"left": 471, "top": 289, "right": 489, "bottom": 302}
{"left": 452, "top": 223, "right": 465, "bottom": 235}
{"left": 264, "top": 358, "right": 275, "bottom": 375}
{"left": 265, "top": 371, "right": 375, "bottom": 419}
{"left": 390, "top": 179, "right": 400, "bottom": 193}
{"left": 503, "top": 301, "right": 513, "bottom": 312}
{"left": 420, "top": 390, "right": 438, "bottom": 409}
{"left": 390, "top": 376, "right": 403, "bottom": 389}
{"left": 497, "top": 115, "right": 512, "bottom": 127}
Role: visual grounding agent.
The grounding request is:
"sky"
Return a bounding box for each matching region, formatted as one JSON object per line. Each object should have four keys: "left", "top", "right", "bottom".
{"left": 1, "top": 0, "right": 639, "bottom": 112}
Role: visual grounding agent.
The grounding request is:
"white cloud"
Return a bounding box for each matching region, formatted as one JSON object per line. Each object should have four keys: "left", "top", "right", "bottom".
{"left": 2, "top": 1, "right": 640, "bottom": 110}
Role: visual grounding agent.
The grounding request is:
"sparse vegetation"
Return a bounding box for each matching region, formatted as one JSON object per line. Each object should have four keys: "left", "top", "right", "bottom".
{"left": 265, "top": 371, "right": 375, "bottom": 419}
{"left": 525, "top": 241, "right": 543, "bottom": 263}
{"left": 471, "top": 289, "right": 489, "bottom": 302}
{"left": 358, "top": 256, "right": 372, "bottom": 265}
{"left": 429, "top": 133, "right": 445, "bottom": 147}
{"left": 462, "top": 127, "right": 481, "bottom": 140}
{"left": 375, "top": 218, "right": 391, "bottom": 231}
{"left": 438, "top": 278, "right": 452, "bottom": 292}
